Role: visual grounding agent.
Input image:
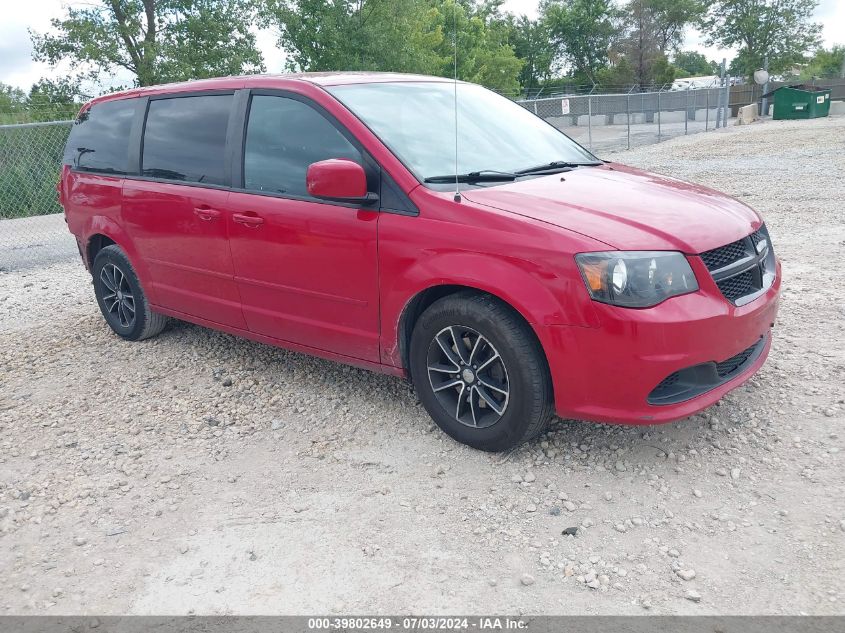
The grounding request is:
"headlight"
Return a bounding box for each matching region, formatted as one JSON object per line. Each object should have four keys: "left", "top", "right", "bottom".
{"left": 575, "top": 251, "right": 698, "bottom": 308}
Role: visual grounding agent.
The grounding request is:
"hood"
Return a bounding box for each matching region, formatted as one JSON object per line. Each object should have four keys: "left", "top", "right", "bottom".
{"left": 462, "top": 164, "right": 761, "bottom": 253}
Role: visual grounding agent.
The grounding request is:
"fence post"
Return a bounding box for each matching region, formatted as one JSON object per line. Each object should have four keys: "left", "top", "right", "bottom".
{"left": 716, "top": 58, "right": 726, "bottom": 129}
{"left": 657, "top": 90, "right": 661, "bottom": 141}
{"left": 588, "top": 95, "right": 593, "bottom": 150}
{"left": 715, "top": 87, "right": 722, "bottom": 129}
{"left": 706, "top": 88, "right": 710, "bottom": 131}
{"left": 626, "top": 93, "right": 631, "bottom": 150}
{"left": 685, "top": 89, "right": 689, "bottom": 135}
{"left": 723, "top": 81, "right": 730, "bottom": 127}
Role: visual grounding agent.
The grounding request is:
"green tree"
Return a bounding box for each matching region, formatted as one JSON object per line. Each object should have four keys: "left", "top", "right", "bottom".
{"left": 504, "top": 15, "right": 554, "bottom": 96}
{"left": 430, "top": 1, "right": 524, "bottom": 95}
{"left": 800, "top": 45, "right": 845, "bottom": 79}
{"left": 25, "top": 78, "right": 86, "bottom": 122}
{"left": 0, "top": 84, "right": 30, "bottom": 124}
{"left": 263, "top": 0, "right": 445, "bottom": 74}
{"left": 262, "top": 1, "right": 523, "bottom": 94}
{"left": 542, "top": 0, "right": 617, "bottom": 85}
{"left": 613, "top": 0, "right": 704, "bottom": 88}
{"left": 616, "top": 0, "right": 660, "bottom": 87}
{"left": 673, "top": 50, "right": 718, "bottom": 76}
{"left": 645, "top": 0, "right": 705, "bottom": 53}
{"left": 0, "top": 84, "right": 27, "bottom": 114}
{"left": 30, "top": 0, "right": 265, "bottom": 87}
{"left": 595, "top": 57, "right": 636, "bottom": 87}
{"left": 649, "top": 54, "right": 676, "bottom": 86}
{"left": 28, "top": 78, "right": 86, "bottom": 106}
{"left": 701, "top": 0, "right": 822, "bottom": 79}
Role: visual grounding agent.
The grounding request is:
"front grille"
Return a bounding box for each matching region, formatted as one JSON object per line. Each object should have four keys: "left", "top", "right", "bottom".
{"left": 700, "top": 239, "right": 747, "bottom": 270}
{"left": 718, "top": 270, "right": 755, "bottom": 302}
{"left": 698, "top": 225, "right": 775, "bottom": 306}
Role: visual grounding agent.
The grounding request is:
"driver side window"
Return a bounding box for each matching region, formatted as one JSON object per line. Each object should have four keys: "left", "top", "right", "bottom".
{"left": 243, "top": 95, "right": 362, "bottom": 197}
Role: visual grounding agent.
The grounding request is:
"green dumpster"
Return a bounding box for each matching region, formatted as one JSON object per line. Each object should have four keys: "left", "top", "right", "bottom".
{"left": 765, "top": 84, "right": 831, "bottom": 120}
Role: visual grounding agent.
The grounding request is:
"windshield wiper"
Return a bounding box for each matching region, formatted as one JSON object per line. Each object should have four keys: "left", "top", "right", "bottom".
{"left": 514, "top": 160, "right": 602, "bottom": 175}
{"left": 424, "top": 161, "right": 603, "bottom": 184}
{"left": 424, "top": 170, "right": 517, "bottom": 184}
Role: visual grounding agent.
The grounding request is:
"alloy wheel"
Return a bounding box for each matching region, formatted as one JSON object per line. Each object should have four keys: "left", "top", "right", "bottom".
{"left": 426, "top": 325, "right": 510, "bottom": 429}
{"left": 99, "top": 263, "right": 136, "bottom": 328}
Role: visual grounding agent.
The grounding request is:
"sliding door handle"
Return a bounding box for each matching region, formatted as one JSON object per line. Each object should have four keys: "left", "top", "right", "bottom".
{"left": 193, "top": 206, "right": 221, "bottom": 221}
{"left": 233, "top": 213, "right": 265, "bottom": 227}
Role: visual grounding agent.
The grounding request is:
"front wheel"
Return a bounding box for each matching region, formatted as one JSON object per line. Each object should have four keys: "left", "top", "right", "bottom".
{"left": 409, "top": 292, "right": 553, "bottom": 452}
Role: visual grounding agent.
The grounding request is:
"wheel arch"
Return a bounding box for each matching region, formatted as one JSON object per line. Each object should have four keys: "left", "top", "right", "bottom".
{"left": 80, "top": 217, "right": 135, "bottom": 269}
{"left": 396, "top": 284, "right": 552, "bottom": 383}
{"left": 381, "top": 246, "right": 599, "bottom": 375}
{"left": 80, "top": 217, "right": 156, "bottom": 304}
{"left": 86, "top": 234, "right": 117, "bottom": 269}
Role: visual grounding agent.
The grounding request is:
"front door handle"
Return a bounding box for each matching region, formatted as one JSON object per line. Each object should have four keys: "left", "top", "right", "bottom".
{"left": 233, "top": 213, "right": 265, "bottom": 228}
{"left": 194, "top": 206, "right": 221, "bottom": 221}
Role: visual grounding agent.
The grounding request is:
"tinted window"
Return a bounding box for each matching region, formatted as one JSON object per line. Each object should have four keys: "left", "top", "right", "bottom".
{"left": 142, "top": 95, "right": 232, "bottom": 185}
{"left": 244, "top": 95, "right": 362, "bottom": 197}
{"left": 63, "top": 99, "right": 135, "bottom": 174}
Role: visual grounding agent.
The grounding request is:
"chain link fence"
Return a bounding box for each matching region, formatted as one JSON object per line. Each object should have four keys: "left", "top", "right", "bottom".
{"left": 519, "top": 85, "right": 731, "bottom": 154}
{"left": 0, "top": 119, "right": 77, "bottom": 271}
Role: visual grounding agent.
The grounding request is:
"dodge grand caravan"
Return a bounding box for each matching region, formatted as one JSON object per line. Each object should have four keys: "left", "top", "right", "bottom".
{"left": 60, "top": 73, "right": 780, "bottom": 451}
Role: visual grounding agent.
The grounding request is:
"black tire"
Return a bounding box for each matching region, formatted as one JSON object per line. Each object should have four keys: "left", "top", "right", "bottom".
{"left": 409, "top": 292, "right": 553, "bottom": 452}
{"left": 92, "top": 245, "right": 168, "bottom": 341}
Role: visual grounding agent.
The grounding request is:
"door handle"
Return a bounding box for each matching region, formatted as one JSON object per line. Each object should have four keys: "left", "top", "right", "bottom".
{"left": 193, "top": 206, "right": 221, "bottom": 221}
{"left": 233, "top": 213, "right": 265, "bottom": 227}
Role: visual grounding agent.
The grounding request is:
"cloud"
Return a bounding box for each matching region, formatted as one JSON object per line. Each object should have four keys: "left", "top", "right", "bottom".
{"left": 0, "top": 0, "right": 60, "bottom": 90}
{"left": 0, "top": 29, "right": 35, "bottom": 78}
{"left": 0, "top": 33, "right": 52, "bottom": 91}
{"left": 815, "top": 0, "right": 845, "bottom": 46}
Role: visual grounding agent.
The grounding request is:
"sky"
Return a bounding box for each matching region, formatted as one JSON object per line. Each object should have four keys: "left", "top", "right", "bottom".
{"left": 2, "top": 0, "right": 844, "bottom": 92}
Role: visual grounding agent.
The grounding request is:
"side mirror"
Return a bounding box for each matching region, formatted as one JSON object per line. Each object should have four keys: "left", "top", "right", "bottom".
{"left": 306, "top": 159, "right": 378, "bottom": 205}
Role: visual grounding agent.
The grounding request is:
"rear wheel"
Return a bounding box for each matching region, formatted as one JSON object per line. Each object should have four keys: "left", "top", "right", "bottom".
{"left": 92, "top": 245, "right": 168, "bottom": 341}
{"left": 410, "top": 292, "right": 553, "bottom": 452}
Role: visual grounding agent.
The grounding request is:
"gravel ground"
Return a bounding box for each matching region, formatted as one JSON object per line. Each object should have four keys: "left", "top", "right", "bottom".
{"left": 1, "top": 116, "right": 844, "bottom": 616}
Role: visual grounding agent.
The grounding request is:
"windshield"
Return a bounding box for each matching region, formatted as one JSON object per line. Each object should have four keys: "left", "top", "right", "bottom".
{"left": 327, "top": 81, "right": 597, "bottom": 185}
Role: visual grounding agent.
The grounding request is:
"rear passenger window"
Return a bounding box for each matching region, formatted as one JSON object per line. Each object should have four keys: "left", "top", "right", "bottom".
{"left": 244, "top": 95, "right": 362, "bottom": 197}
{"left": 142, "top": 95, "right": 232, "bottom": 185}
{"left": 64, "top": 99, "right": 135, "bottom": 174}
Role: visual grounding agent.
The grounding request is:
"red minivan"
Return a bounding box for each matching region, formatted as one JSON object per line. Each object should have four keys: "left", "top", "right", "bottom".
{"left": 60, "top": 73, "right": 780, "bottom": 451}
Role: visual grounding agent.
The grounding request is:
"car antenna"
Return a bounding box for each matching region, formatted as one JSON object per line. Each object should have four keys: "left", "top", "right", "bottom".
{"left": 452, "top": 0, "right": 461, "bottom": 203}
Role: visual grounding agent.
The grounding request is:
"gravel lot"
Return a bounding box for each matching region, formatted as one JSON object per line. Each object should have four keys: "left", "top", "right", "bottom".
{"left": 1, "top": 116, "right": 844, "bottom": 616}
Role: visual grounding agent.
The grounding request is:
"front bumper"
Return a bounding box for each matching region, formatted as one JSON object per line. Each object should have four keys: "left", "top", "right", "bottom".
{"left": 538, "top": 259, "right": 781, "bottom": 424}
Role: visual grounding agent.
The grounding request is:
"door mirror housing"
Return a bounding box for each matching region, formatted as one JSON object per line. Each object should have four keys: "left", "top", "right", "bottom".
{"left": 306, "top": 159, "right": 378, "bottom": 205}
